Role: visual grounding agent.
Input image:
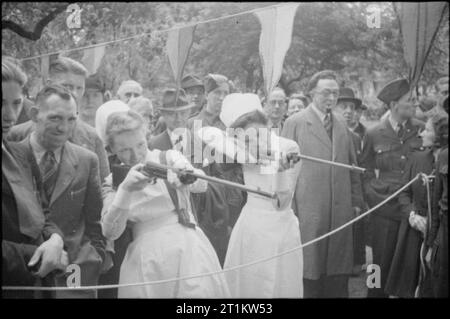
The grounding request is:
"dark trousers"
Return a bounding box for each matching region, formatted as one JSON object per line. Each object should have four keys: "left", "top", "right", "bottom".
{"left": 303, "top": 275, "right": 349, "bottom": 298}
{"left": 353, "top": 219, "right": 366, "bottom": 266}
{"left": 367, "top": 215, "right": 400, "bottom": 298}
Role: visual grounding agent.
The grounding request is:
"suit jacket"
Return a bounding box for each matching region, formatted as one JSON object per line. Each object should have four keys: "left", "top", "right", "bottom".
{"left": 10, "top": 138, "right": 106, "bottom": 298}
{"left": 360, "top": 116, "right": 424, "bottom": 220}
{"left": 2, "top": 142, "right": 63, "bottom": 298}
{"left": 281, "top": 104, "right": 364, "bottom": 279}
{"left": 7, "top": 119, "right": 110, "bottom": 183}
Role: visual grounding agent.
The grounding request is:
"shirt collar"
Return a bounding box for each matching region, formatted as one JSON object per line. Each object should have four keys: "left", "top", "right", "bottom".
{"left": 388, "top": 114, "right": 407, "bottom": 132}
{"left": 30, "top": 132, "right": 62, "bottom": 165}
{"left": 311, "top": 103, "right": 328, "bottom": 124}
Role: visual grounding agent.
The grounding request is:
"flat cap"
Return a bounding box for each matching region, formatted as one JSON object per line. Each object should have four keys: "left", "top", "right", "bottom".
{"left": 377, "top": 78, "right": 410, "bottom": 104}
{"left": 181, "top": 74, "right": 204, "bottom": 90}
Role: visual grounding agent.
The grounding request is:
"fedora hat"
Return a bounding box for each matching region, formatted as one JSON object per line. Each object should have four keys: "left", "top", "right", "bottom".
{"left": 158, "top": 88, "right": 195, "bottom": 112}
{"left": 337, "top": 87, "right": 362, "bottom": 109}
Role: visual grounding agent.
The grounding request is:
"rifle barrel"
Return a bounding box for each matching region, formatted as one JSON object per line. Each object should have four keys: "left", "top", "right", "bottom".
{"left": 146, "top": 162, "right": 277, "bottom": 199}
{"left": 293, "top": 154, "right": 366, "bottom": 173}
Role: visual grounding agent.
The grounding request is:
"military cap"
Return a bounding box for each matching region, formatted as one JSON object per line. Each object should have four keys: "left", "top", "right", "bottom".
{"left": 377, "top": 78, "right": 410, "bottom": 104}
{"left": 181, "top": 74, "right": 204, "bottom": 90}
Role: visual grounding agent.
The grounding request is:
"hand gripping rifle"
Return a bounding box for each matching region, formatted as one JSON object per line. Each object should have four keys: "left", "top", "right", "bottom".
{"left": 111, "top": 161, "right": 278, "bottom": 199}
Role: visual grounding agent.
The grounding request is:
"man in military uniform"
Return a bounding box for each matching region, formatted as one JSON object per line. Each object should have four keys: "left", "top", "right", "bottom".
{"left": 182, "top": 74, "right": 206, "bottom": 118}
{"left": 360, "top": 78, "right": 425, "bottom": 298}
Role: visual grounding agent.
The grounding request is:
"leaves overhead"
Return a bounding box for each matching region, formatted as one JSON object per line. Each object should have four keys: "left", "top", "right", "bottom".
{"left": 2, "top": 2, "right": 448, "bottom": 103}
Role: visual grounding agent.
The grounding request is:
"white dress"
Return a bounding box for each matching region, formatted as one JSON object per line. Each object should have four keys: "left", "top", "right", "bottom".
{"left": 223, "top": 136, "right": 303, "bottom": 298}
{"left": 101, "top": 149, "right": 230, "bottom": 298}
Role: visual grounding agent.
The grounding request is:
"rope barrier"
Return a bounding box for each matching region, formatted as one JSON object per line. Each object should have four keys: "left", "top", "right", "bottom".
{"left": 2, "top": 172, "right": 428, "bottom": 292}
{"left": 18, "top": 2, "right": 294, "bottom": 62}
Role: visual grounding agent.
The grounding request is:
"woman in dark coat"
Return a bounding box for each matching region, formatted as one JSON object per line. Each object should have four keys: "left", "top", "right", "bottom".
{"left": 427, "top": 104, "right": 448, "bottom": 298}
{"left": 385, "top": 112, "right": 448, "bottom": 298}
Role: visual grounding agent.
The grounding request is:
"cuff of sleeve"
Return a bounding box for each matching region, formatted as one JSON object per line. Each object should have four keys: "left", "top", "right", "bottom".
{"left": 112, "top": 185, "right": 134, "bottom": 210}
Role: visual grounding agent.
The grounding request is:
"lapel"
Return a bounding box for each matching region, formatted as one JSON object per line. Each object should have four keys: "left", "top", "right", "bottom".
{"left": 2, "top": 139, "right": 44, "bottom": 239}
{"left": 380, "top": 116, "right": 399, "bottom": 141}
{"left": 49, "top": 142, "right": 79, "bottom": 206}
{"left": 403, "top": 119, "right": 421, "bottom": 141}
{"left": 305, "top": 105, "right": 331, "bottom": 149}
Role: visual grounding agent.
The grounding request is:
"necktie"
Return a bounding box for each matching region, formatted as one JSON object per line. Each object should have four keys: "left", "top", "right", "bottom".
{"left": 324, "top": 111, "right": 333, "bottom": 140}
{"left": 40, "top": 151, "right": 58, "bottom": 205}
{"left": 397, "top": 123, "right": 405, "bottom": 139}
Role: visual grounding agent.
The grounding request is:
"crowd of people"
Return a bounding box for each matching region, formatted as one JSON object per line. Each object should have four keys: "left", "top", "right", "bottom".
{"left": 2, "top": 55, "right": 448, "bottom": 298}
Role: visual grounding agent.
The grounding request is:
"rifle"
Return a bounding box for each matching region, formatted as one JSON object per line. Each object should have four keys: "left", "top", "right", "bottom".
{"left": 111, "top": 161, "right": 278, "bottom": 199}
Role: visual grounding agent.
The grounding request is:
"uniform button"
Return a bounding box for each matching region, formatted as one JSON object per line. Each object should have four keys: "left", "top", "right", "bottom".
{"left": 400, "top": 141, "right": 404, "bottom": 144}
{"left": 401, "top": 170, "right": 404, "bottom": 174}
{"left": 401, "top": 156, "right": 406, "bottom": 160}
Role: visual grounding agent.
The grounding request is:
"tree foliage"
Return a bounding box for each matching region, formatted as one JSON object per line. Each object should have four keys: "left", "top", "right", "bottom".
{"left": 2, "top": 2, "right": 448, "bottom": 110}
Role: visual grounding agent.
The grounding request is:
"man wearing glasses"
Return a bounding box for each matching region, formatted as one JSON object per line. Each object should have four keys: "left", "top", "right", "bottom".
{"left": 282, "top": 70, "right": 364, "bottom": 298}
{"left": 263, "top": 87, "right": 288, "bottom": 132}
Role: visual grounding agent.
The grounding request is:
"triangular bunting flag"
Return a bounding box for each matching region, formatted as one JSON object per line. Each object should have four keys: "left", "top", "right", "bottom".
{"left": 166, "top": 25, "right": 197, "bottom": 87}
{"left": 255, "top": 3, "right": 299, "bottom": 95}
{"left": 394, "top": 2, "right": 448, "bottom": 89}
{"left": 82, "top": 44, "right": 106, "bottom": 76}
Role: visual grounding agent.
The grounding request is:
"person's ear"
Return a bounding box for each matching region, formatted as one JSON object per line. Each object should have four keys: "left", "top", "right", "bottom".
{"left": 46, "top": 79, "right": 52, "bottom": 85}
{"left": 29, "top": 106, "right": 40, "bottom": 123}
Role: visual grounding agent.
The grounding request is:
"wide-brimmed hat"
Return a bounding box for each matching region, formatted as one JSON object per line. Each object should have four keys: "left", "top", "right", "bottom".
{"left": 220, "top": 93, "right": 263, "bottom": 127}
{"left": 377, "top": 78, "right": 410, "bottom": 105}
{"left": 337, "top": 87, "right": 362, "bottom": 109}
{"left": 181, "top": 74, "right": 204, "bottom": 91}
{"left": 158, "top": 88, "right": 196, "bottom": 112}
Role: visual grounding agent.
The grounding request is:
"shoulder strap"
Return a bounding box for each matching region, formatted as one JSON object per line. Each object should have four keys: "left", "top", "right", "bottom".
{"left": 159, "top": 151, "right": 195, "bottom": 229}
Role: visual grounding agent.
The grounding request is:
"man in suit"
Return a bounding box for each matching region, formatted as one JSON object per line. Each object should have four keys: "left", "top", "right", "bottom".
{"left": 2, "top": 62, "right": 67, "bottom": 298}
{"left": 360, "top": 78, "right": 424, "bottom": 298}
{"left": 148, "top": 88, "right": 230, "bottom": 265}
{"left": 282, "top": 70, "right": 364, "bottom": 298}
{"left": 263, "top": 87, "right": 288, "bottom": 132}
{"left": 10, "top": 84, "right": 106, "bottom": 298}
{"left": 7, "top": 57, "right": 110, "bottom": 182}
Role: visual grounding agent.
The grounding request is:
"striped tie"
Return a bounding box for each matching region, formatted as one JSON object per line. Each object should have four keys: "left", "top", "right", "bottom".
{"left": 324, "top": 111, "right": 333, "bottom": 140}
{"left": 40, "top": 151, "right": 58, "bottom": 205}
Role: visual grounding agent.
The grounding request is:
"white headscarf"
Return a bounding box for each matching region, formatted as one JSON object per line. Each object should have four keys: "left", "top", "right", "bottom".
{"left": 95, "top": 100, "right": 130, "bottom": 146}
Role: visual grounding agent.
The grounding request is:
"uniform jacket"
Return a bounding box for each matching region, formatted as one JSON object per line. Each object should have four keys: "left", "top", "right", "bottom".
{"left": 360, "top": 116, "right": 424, "bottom": 220}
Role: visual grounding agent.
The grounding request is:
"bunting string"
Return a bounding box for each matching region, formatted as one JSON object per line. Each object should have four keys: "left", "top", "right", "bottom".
{"left": 18, "top": 2, "right": 298, "bottom": 62}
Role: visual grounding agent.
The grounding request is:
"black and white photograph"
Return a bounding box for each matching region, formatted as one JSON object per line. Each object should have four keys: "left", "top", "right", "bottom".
{"left": 1, "top": 1, "right": 448, "bottom": 305}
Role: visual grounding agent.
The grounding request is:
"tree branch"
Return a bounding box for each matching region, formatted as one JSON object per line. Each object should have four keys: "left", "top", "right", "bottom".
{"left": 2, "top": 3, "right": 70, "bottom": 41}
